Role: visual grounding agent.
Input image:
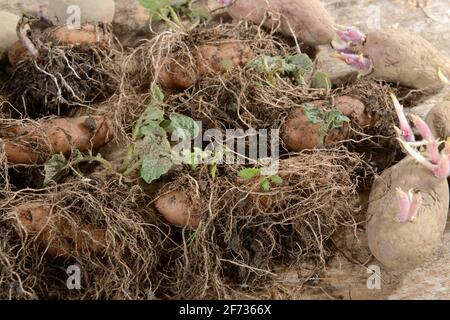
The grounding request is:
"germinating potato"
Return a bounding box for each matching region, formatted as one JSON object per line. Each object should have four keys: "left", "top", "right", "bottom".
{"left": 367, "top": 157, "right": 449, "bottom": 271}
{"left": 0, "top": 11, "right": 20, "bottom": 62}
{"left": 226, "top": 0, "right": 335, "bottom": 46}
{"left": 3, "top": 116, "right": 113, "bottom": 164}
{"left": 359, "top": 29, "right": 450, "bottom": 90}
{"left": 155, "top": 190, "right": 200, "bottom": 229}
{"left": 159, "top": 42, "right": 254, "bottom": 90}
{"left": 425, "top": 101, "right": 450, "bottom": 141}
{"left": 14, "top": 202, "right": 106, "bottom": 257}
{"left": 48, "top": 0, "right": 115, "bottom": 25}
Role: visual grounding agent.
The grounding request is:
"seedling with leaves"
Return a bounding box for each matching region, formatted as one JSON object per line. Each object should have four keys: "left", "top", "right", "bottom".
{"left": 44, "top": 150, "right": 111, "bottom": 186}
{"left": 139, "top": 0, "right": 211, "bottom": 31}
{"left": 246, "top": 53, "right": 331, "bottom": 90}
{"left": 238, "top": 167, "right": 283, "bottom": 191}
{"left": 121, "top": 86, "right": 200, "bottom": 184}
{"left": 303, "top": 103, "right": 350, "bottom": 143}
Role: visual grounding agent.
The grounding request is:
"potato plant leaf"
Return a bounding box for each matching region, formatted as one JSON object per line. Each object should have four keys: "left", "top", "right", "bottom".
{"left": 260, "top": 178, "right": 271, "bottom": 191}
{"left": 238, "top": 168, "right": 261, "bottom": 180}
{"left": 311, "top": 71, "right": 331, "bottom": 90}
{"left": 44, "top": 154, "right": 68, "bottom": 186}
{"left": 270, "top": 175, "right": 283, "bottom": 185}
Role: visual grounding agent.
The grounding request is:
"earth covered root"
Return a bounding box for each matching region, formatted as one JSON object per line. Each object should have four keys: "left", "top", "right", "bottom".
{"left": 0, "top": 174, "right": 164, "bottom": 299}
{"left": 154, "top": 147, "right": 364, "bottom": 299}
{"left": 3, "top": 23, "right": 122, "bottom": 118}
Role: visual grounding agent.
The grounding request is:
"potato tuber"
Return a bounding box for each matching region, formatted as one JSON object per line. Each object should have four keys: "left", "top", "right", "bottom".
{"left": 282, "top": 96, "right": 370, "bottom": 152}
{"left": 14, "top": 202, "right": 106, "bottom": 257}
{"left": 367, "top": 95, "right": 449, "bottom": 271}
{"left": 8, "top": 23, "right": 112, "bottom": 67}
{"left": 224, "top": 0, "right": 335, "bottom": 46}
{"left": 337, "top": 28, "right": 450, "bottom": 90}
{"left": 158, "top": 42, "right": 255, "bottom": 90}
{"left": 425, "top": 101, "right": 450, "bottom": 141}
{"left": 2, "top": 116, "right": 113, "bottom": 164}
{"left": 154, "top": 190, "right": 200, "bottom": 229}
{"left": 0, "top": 11, "right": 20, "bottom": 63}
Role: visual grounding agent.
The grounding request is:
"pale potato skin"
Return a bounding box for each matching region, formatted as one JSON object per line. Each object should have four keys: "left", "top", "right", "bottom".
{"left": 155, "top": 191, "right": 200, "bottom": 229}
{"left": 425, "top": 101, "right": 450, "bottom": 141}
{"left": 367, "top": 157, "right": 449, "bottom": 271}
{"left": 48, "top": 0, "right": 115, "bottom": 25}
{"left": 0, "top": 11, "right": 20, "bottom": 62}
{"left": 359, "top": 29, "right": 450, "bottom": 90}
{"left": 227, "top": 0, "right": 335, "bottom": 46}
{"left": 3, "top": 116, "right": 113, "bottom": 164}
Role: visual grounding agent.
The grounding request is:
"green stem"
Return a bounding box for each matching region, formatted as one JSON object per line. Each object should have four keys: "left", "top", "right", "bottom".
{"left": 123, "top": 161, "right": 141, "bottom": 177}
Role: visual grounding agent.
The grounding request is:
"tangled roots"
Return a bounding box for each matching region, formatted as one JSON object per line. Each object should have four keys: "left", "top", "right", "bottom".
{"left": 0, "top": 173, "right": 164, "bottom": 299}
{"left": 155, "top": 147, "right": 364, "bottom": 299}
{"left": 4, "top": 23, "right": 121, "bottom": 118}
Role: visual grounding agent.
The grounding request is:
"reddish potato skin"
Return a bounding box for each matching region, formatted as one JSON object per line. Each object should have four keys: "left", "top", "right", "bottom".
{"left": 155, "top": 191, "right": 200, "bottom": 229}
{"left": 3, "top": 116, "right": 113, "bottom": 164}
{"left": 282, "top": 96, "right": 368, "bottom": 152}
{"left": 425, "top": 101, "right": 450, "bottom": 141}
{"left": 367, "top": 157, "right": 449, "bottom": 271}
{"left": 227, "top": 0, "right": 335, "bottom": 46}
{"left": 282, "top": 108, "right": 322, "bottom": 151}
{"left": 8, "top": 24, "right": 111, "bottom": 67}
{"left": 159, "top": 42, "right": 254, "bottom": 90}
{"left": 14, "top": 202, "right": 106, "bottom": 257}
{"left": 334, "top": 96, "right": 371, "bottom": 127}
{"left": 359, "top": 29, "right": 450, "bottom": 90}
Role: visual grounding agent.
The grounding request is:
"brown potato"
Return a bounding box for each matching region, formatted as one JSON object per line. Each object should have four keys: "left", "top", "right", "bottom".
{"left": 227, "top": 0, "right": 335, "bottom": 46}
{"left": 158, "top": 42, "right": 254, "bottom": 90}
{"left": 359, "top": 29, "right": 450, "bottom": 90}
{"left": 425, "top": 101, "right": 450, "bottom": 141}
{"left": 2, "top": 116, "right": 113, "bottom": 164}
{"left": 282, "top": 96, "right": 368, "bottom": 152}
{"left": 155, "top": 190, "right": 200, "bottom": 229}
{"left": 282, "top": 108, "right": 322, "bottom": 151}
{"left": 334, "top": 95, "right": 371, "bottom": 127}
{"left": 14, "top": 202, "right": 106, "bottom": 257}
{"left": 8, "top": 23, "right": 111, "bottom": 67}
{"left": 367, "top": 157, "right": 449, "bottom": 270}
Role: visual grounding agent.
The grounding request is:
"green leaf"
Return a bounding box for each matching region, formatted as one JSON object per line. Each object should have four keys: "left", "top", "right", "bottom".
{"left": 170, "top": 113, "right": 200, "bottom": 140}
{"left": 288, "top": 54, "right": 314, "bottom": 73}
{"left": 152, "top": 85, "right": 165, "bottom": 103}
{"left": 139, "top": 0, "right": 171, "bottom": 17}
{"left": 44, "top": 154, "right": 68, "bottom": 186}
{"left": 303, "top": 104, "right": 324, "bottom": 124}
{"left": 325, "top": 110, "right": 350, "bottom": 131}
{"left": 222, "top": 58, "right": 233, "bottom": 72}
{"left": 311, "top": 71, "right": 332, "bottom": 90}
{"left": 140, "top": 147, "right": 173, "bottom": 184}
{"left": 238, "top": 168, "right": 261, "bottom": 180}
{"left": 260, "top": 178, "right": 271, "bottom": 191}
{"left": 270, "top": 175, "right": 283, "bottom": 185}
{"left": 143, "top": 106, "right": 165, "bottom": 124}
